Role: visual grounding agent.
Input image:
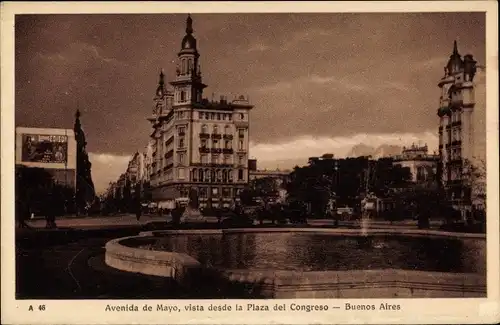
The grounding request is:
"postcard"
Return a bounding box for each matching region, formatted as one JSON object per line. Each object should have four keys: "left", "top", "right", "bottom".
{"left": 1, "top": 1, "right": 499, "bottom": 324}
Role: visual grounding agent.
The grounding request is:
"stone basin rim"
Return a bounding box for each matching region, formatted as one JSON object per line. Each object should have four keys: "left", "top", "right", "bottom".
{"left": 104, "top": 234, "right": 486, "bottom": 296}
{"left": 138, "top": 227, "right": 485, "bottom": 240}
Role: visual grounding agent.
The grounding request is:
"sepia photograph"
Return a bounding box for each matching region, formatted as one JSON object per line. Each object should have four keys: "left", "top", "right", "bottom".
{"left": 2, "top": 1, "right": 499, "bottom": 324}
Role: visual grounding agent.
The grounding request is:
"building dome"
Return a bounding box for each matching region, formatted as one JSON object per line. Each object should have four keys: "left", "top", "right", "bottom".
{"left": 446, "top": 40, "right": 463, "bottom": 75}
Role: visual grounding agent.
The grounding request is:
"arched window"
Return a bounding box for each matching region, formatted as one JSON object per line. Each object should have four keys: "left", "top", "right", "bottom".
{"left": 201, "top": 124, "right": 208, "bottom": 134}
{"left": 199, "top": 169, "right": 204, "bottom": 182}
{"left": 222, "top": 170, "right": 228, "bottom": 183}
{"left": 188, "top": 59, "right": 193, "bottom": 73}
{"left": 180, "top": 91, "right": 185, "bottom": 102}
{"left": 182, "top": 59, "right": 186, "bottom": 74}
{"left": 192, "top": 168, "right": 198, "bottom": 182}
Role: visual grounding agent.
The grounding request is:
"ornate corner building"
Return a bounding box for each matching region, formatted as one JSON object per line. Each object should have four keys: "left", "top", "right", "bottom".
{"left": 147, "top": 15, "right": 253, "bottom": 208}
{"left": 437, "top": 41, "right": 485, "bottom": 210}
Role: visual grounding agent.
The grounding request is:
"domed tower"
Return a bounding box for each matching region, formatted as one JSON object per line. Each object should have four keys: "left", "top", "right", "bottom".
{"left": 170, "top": 14, "right": 207, "bottom": 106}
{"left": 436, "top": 41, "right": 480, "bottom": 215}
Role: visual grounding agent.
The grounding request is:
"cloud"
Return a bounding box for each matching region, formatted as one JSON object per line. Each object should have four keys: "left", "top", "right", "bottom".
{"left": 35, "top": 41, "right": 126, "bottom": 66}
{"left": 88, "top": 131, "right": 438, "bottom": 193}
{"left": 249, "top": 131, "right": 439, "bottom": 163}
{"left": 282, "top": 28, "right": 334, "bottom": 50}
{"left": 247, "top": 42, "right": 270, "bottom": 53}
{"left": 255, "top": 74, "right": 410, "bottom": 94}
{"left": 88, "top": 152, "right": 132, "bottom": 194}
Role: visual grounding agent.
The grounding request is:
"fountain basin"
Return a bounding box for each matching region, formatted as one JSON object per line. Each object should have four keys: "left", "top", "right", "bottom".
{"left": 104, "top": 228, "right": 486, "bottom": 298}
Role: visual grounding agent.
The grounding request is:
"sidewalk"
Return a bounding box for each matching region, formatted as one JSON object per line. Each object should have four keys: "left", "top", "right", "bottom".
{"left": 25, "top": 214, "right": 167, "bottom": 229}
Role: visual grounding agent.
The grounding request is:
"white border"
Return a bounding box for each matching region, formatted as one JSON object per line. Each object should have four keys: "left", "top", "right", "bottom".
{"left": 1, "top": 1, "right": 499, "bottom": 324}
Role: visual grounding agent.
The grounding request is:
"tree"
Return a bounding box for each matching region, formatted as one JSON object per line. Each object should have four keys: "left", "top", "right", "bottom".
{"left": 462, "top": 158, "right": 486, "bottom": 209}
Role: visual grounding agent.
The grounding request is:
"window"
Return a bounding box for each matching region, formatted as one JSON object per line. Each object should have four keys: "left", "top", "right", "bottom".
{"left": 178, "top": 138, "right": 185, "bottom": 148}
{"left": 192, "top": 169, "right": 198, "bottom": 182}
{"left": 180, "top": 91, "right": 185, "bottom": 102}
{"left": 199, "top": 169, "right": 204, "bottom": 181}
{"left": 223, "top": 155, "right": 229, "bottom": 164}
{"left": 238, "top": 155, "right": 243, "bottom": 165}
{"left": 238, "top": 169, "right": 244, "bottom": 180}
{"left": 199, "top": 187, "right": 207, "bottom": 198}
{"left": 212, "top": 187, "right": 219, "bottom": 196}
{"left": 228, "top": 170, "right": 233, "bottom": 182}
{"left": 182, "top": 59, "right": 186, "bottom": 74}
{"left": 217, "top": 170, "right": 222, "bottom": 182}
{"left": 240, "top": 113, "right": 244, "bottom": 120}
{"left": 225, "top": 140, "right": 232, "bottom": 149}
{"left": 178, "top": 127, "right": 185, "bottom": 135}
{"left": 188, "top": 59, "right": 193, "bottom": 73}
{"left": 217, "top": 113, "right": 221, "bottom": 120}
{"left": 213, "top": 125, "right": 218, "bottom": 134}
{"left": 238, "top": 129, "right": 245, "bottom": 138}
{"left": 222, "top": 170, "right": 228, "bottom": 183}
{"left": 211, "top": 155, "right": 218, "bottom": 164}
{"left": 213, "top": 139, "right": 218, "bottom": 148}
{"left": 224, "top": 125, "right": 230, "bottom": 134}
{"left": 178, "top": 153, "right": 185, "bottom": 164}
{"left": 201, "top": 139, "right": 207, "bottom": 148}
{"left": 238, "top": 140, "right": 244, "bottom": 150}
{"left": 201, "top": 124, "right": 208, "bottom": 134}
{"left": 199, "top": 112, "right": 204, "bottom": 119}
{"left": 228, "top": 114, "right": 232, "bottom": 121}
{"left": 211, "top": 113, "right": 215, "bottom": 120}
{"left": 200, "top": 154, "right": 208, "bottom": 164}
{"left": 178, "top": 168, "right": 185, "bottom": 179}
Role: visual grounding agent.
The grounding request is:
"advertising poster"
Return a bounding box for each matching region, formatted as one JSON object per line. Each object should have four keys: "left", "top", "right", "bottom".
{"left": 21, "top": 134, "right": 68, "bottom": 164}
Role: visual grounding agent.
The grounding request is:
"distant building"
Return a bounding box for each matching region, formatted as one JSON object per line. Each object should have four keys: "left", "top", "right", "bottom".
{"left": 249, "top": 168, "right": 291, "bottom": 180}
{"left": 392, "top": 144, "right": 439, "bottom": 183}
{"left": 437, "top": 41, "right": 485, "bottom": 210}
{"left": 147, "top": 15, "right": 253, "bottom": 209}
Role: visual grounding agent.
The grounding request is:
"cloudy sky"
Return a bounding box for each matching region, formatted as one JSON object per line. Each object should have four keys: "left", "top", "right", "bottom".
{"left": 15, "top": 12, "right": 485, "bottom": 193}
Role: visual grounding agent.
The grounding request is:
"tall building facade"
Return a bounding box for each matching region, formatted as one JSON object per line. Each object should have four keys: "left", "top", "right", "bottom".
{"left": 437, "top": 41, "right": 485, "bottom": 209}
{"left": 147, "top": 15, "right": 253, "bottom": 208}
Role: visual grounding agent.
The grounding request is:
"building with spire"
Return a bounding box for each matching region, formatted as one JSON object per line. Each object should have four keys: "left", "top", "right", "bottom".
{"left": 74, "top": 109, "right": 96, "bottom": 214}
{"left": 147, "top": 15, "right": 253, "bottom": 209}
{"left": 437, "top": 41, "right": 486, "bottom": 212}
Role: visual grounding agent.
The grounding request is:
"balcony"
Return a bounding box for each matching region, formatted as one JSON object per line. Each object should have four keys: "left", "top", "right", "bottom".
{"left": 451, "top": 121, "right": 462, "bottom": 127}
{"left": 211, "top": 148, "right": 222, "bottom": 154}
{"left": 199, "top": 147, "right": 210, "bottom": 153}
{"left": 178, "top": 131, "right": 185, "bottom": 136}
{"left": 192, "top": 163, "right": 233, "bottom": 168}
{"left": 451, "top": 140, "right": 462, "bottom": 146}
{"left": 222, "top": 148, "right": 234, "bottom": 154}
{"left": 211, "top": 133, "right": 222, "bottom": 140}
{"left": 223, "top": 134, "right": 233, "bottom": 140}
{"left": 199, "top": 133, "right": 210, "bottom": 139}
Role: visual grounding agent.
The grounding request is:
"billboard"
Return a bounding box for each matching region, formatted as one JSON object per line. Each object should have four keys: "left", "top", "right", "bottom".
{"left": 21, "top": 134, "right": 68, "bottom": 164}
